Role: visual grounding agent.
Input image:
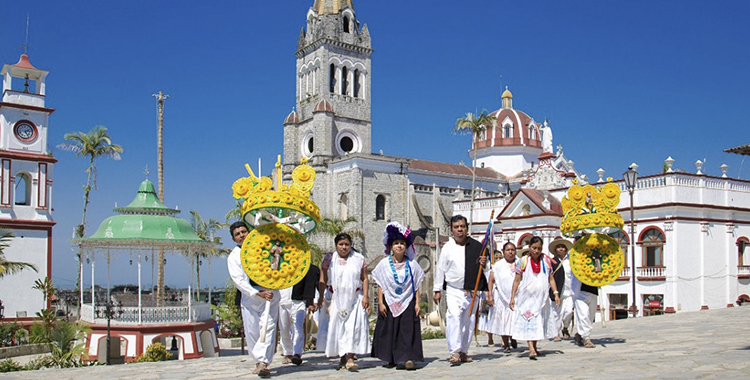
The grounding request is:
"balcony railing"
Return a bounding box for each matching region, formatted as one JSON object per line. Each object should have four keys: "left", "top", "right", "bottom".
{"left": 80, "top": 302, "right": 213, "bottom": 325}
{"left": 619, "top": 267, "right": 631, "bottom": 278}
{"left": 738, "top": 266, "right": 750, "bottom": 276}
{"left": 636, "top": 266, "right": 666, "bottom": 278}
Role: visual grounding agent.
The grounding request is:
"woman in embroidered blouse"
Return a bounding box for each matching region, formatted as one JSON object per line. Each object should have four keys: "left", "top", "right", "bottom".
{"left": 320, "top": 233, "right": 370, "bottom": 371}
{"left": 486, "top": 242, "right": 519, "bottom": 353}
{"left": 371, "top": 222, "right": 425, "bottom": 370}
{"left": 509, "top": 236, "right": 561, "bottom": 359}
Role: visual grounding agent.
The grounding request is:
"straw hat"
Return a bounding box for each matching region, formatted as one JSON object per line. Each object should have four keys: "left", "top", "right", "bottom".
{"left": 427, "top": 309, "right": 445, "bottom": 332}
{"left": 516, "top": 245, "right": 530, "bottom": 258}
{"left": 548, "top": 237, "right": 573, "bottom": 255}
{"left": 304, "top": 310, "right": 318, "bottom": 335}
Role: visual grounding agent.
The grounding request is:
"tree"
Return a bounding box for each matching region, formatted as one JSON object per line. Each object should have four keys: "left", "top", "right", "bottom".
{"left": 453, "top": 110, "right": 496, "bottom": 231}
{"left": 311, "top": 216, "right": 366, "bottom": 265}
{"left": 57, "top": 126, "right": 123, "bottom": 293}
{"left": 33, "top": 277, "right": 56, "bottom": 308}
{"left": 0, "top": 228, "right": 36, "bottom": 278}
{"left": 190, "top": 210, "right": 229, "bottom": 300}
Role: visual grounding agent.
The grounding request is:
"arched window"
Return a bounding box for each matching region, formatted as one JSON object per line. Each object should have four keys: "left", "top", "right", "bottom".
{"left": 517, "top": 233, "right": 533, "bottom": 249}
{"left": 503, "top": 124, "right": 512, "bottom": 138}
{"left": 738, "top": 237, "right": 749, "bottom": 266}
{"left": 341, "top": 67, "right": 348, "bottom": 95}
{"left": 611, "top": 230, "right": 630, "bottom": 267}
{"left": 329, "top": 64, "right": 336, "bottom": 93}
{"left": 343, "top": 16, "right": 350, "bottom": 33}
{"left": 375, "top": 195, "right": 386, "bottom": 221}
{"left": 14, "top": 173, "right": 31, "bottom": 206}
{"left": 640, "top": 228, "right": 665, "bottom": 267}
{"left": 353, "top": 69, "right": 360, "bottom": 98}
{"left": 529, "top": 125, "right": 537, "bottom": 140}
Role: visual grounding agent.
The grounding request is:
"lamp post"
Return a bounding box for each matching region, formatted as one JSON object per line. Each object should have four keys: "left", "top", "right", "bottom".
{"left": 0, "top": 299, "right": 5, "bottom": 320}
{"left": 95, "top": 300, "right": 124, "bottom": 365}
{"left": 623, "top": 164, "right": 639, "bottom": 318}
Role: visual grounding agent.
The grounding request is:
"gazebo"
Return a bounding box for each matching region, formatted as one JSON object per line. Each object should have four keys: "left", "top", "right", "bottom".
{"left": 76, "top": 179, "right": 218, "bottom": 363}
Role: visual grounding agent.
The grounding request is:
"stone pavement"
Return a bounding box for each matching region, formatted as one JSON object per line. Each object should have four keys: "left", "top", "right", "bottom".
{"left": 3, "top": 306, "right": 750, "bottom": 379}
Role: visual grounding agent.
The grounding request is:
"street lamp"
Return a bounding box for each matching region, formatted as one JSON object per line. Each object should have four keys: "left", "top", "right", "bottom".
{"left": 623, "top": 164, "right": 639, "bottom": 318}
{"left": 95, "top": 300, "right": 124, "bottom": 365}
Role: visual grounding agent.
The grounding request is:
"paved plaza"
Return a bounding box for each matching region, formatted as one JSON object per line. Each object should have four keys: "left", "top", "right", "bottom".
{"left": 3, "top": 305, "right": 749, "bottom": 379}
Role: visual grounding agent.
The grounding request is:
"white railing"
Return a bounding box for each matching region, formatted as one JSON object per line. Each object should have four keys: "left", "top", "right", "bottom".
{"left": 454, "top": 198, "right": 506, "bottom": 212}
{"left": 636, "top": 266, "right": 666, "bottom": 278}
{"left": 79, "top": 302, "right": 213, "bottom": 325}
{"left": 738, "top": 266, "right": 750, "bottom": 276}
{"left": 619, "top": 267, "right": 631, "bottom": 278}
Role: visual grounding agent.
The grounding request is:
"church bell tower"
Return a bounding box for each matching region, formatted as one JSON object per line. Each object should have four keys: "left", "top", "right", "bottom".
{"left": 283, "top": 0, "right": 373, "bottom": 176}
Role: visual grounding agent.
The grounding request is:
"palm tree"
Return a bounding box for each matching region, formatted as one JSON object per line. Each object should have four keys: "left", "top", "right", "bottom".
{"left": 57, "top": 126, "right": 123, "bottom": 293}
{"left": 33, "top": 277, "right": 56, "bottom": 308}
{"left": 453, "top": 110, "right": 496, "bottom": 231}
{"left": 311, "top": 216, "right": 366, "bottom": 264}
{"left": 0, "top": 228, "right": 37, "bottom": 278}
{"left": 190, "top": 210, "right": 229, "bottom": 300}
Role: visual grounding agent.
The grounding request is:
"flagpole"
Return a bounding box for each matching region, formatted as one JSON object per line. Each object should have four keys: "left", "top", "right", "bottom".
{"left": 469, "top": 209, "right": 495, "bottom": 316}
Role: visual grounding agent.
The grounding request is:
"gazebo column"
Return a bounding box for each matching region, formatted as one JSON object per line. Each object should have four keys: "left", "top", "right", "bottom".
{"left": 79, "top": 251, "right": 84, "bottom": 311}
{"left": 91, "top": 253, "right": 96, "bottom": 313}
{"left": 138, "top": 253, "right": 142, "bottom": 324}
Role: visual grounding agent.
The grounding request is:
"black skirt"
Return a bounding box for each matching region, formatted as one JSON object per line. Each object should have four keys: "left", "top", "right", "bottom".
{"left": 371, "top": 296, "right": 424, "bottom": 364}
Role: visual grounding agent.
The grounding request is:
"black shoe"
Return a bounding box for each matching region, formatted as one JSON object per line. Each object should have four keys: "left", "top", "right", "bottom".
{"left": 574, "top": 333, "right": 583, "bottom": 346}
{"left": 291, "top": 354, "right": 302, "bottom": 365}
{"left": 511, "top": 339, "right": 518, "bottom": 349}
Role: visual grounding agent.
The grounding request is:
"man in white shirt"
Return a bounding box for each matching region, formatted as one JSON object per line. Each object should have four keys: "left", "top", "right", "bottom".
{"left": 227, "top": 221, "right": 279, "bottom": 377}
{"left": 433, "top": 215, "right": 487, "bottom": 365}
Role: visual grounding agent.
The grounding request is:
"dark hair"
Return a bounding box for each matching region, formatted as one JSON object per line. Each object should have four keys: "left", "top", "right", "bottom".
{"left": 529, "top": 236, "right": 543, "bottom": 247}
{"left": 334, "top": 232, "right": 352, "bottom": 245}
{"left": 229, "top": 221, "right": 247, "bottom": 236}
{"left": 502, "top": 241, "right": 516, "bottom": 251}
{"left": 450, "top": 214, "right": 467, "bottom": 226}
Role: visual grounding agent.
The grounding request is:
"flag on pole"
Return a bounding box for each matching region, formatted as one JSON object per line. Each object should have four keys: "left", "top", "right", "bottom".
{"left": 480, "top": 219, "right": 496, "bottom": 264}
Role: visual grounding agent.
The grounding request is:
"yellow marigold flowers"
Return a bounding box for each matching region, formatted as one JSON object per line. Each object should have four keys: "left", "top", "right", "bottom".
{"left": 570, "top": 233, "right": 625, "bottom": 287}
{"left": 240, "top": 223, "right": 311, "bottom": 290}
{"left": 232, "top": 177, "right": 254, "bottom": 199}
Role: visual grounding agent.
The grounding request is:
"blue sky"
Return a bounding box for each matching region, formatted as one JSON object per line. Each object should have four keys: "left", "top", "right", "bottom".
{"left": 2, "top": 0, "right": 748, "bottom": 289}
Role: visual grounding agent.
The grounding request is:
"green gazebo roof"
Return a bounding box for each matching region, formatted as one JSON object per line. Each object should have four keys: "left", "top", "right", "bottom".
{"left": 77, "top": 179, "right": 211, "bottom": 250}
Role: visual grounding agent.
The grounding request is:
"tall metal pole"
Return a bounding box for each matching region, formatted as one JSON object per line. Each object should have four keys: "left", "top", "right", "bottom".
{"left": 630, "top": 190, "right": 637, "bottom": 318}
{"left": 152, "top": 91, "right": 169, "bottom": 306}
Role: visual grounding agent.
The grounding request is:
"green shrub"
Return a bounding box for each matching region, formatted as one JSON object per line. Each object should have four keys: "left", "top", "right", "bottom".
{"left": 421, "top": 328, "right": 445, "bottom": 340}
{"left": 136, "top": 342, "right": 173, "bottom": 362}
{"left": 0, "top": 322, "right": 23, "bottom": 347}
{"left": 212, "top": 280, "right": 243, "bottom": 338}
{"left": 23, "top": 356, "right": 53, "bottom": 370}
{"left": 0, "top": 358, "right": 24, "bottom": 373}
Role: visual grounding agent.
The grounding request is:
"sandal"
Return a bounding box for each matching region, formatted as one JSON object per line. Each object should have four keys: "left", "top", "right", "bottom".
{"left": 529, "top": 350, "right": 538, "bottom": 360}
{"left": 257, "top": 363, "right": 271, "bottom": 378}
{"left": 584, "top": 339, "right": 595, "bottom": 348}
{"left": 503, "top": 346, "right": 511, "bottom": 353}
{"left": 291, "top": 354, "right": 302, "bottom": 365}
{"left": 459, "top": 352, "right": 473, "bottom": 363}
{"left": 449, "top": 353, "right": 461, "bottom": 365}
{"left": 345, "top": 358, "right": 359, "bottom": 371}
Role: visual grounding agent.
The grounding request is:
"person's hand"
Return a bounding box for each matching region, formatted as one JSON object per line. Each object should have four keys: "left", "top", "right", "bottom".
{"left": 362, "top": 296, "right": 371, "bottom": 314}
{"left": 433, "top": 291, "right": 441, "bottom": 304}
{"left": 379, "top": 303, "right": 387, "bottom": 317}
{"left": 554, "top": 294, "right": 561, "bottom": 307}
{"left": 486, "top": 296, "right": 495, "bottom": 307}
{"left": 479, "top": 256, "right": 487, "bottom": 266}
{"left": 415, "top": 302, "right": 421, "bottom": 316}
{"left": 257, "top": 290, "right": 273, "bottom": 301}
{"left": 308, "top": 304, "right": 317, "bottom": 312}
{"left": 509, "top": 297, "right": 515, "bottom": 311}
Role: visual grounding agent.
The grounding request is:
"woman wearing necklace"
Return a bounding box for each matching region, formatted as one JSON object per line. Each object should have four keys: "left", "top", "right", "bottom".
{"left": 486, "top": 242, "right": 519, "bottom": 353}
{"left": 509, "top": 236, "right": 561, "bottom": 360}
{"left": 321, "top": 232, "right": 370, "bottom": 371}
{"left": 371, "top": 222, "right": 425, "bottom": 370}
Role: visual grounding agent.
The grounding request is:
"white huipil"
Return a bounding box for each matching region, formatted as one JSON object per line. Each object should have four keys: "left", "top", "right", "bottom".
{"left": 486, "top": 259, "right": 516, "bottom": 336}
{"left": 325, "top": 251, "right": 369, "bottom": 357}
{"left": 511, "top": 257, "right": 552, "bottom": 341}
{"left": 228, "top": 245, "right": 279, "bottom": 364}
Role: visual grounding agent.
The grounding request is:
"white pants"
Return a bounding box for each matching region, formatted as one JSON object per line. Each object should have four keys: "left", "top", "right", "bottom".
{"left": 279, "top": 300, "right": 307, "bottom": 356}
{"left": 315, "top": 290, "right": 331, "bottom": 351}
{"left": 550, "top": 295, "right": 574, "bottom": 336}
{"left": 241, "top": 291, "right": 280, "bottom": 364}
{"left": 445, "top": 285, "right": 478, "bottom": 355}
{"left": 573, "top": 291, "right": 597, "bottom": 339}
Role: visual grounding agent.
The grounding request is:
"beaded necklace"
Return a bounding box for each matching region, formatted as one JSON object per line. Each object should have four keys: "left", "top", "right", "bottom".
{"left": 388, "top": 255, "right": 411, "bottom": 295}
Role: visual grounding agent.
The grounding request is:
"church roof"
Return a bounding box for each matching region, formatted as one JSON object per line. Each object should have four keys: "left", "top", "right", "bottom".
{"left": 313, "top": 0, "right": 354, "bottom": 14}
{"left": 313, "top": 99, "right": 334, "bottom": 113}
{"left": 283, "top": 109, "right": 300, "bottom": 125}
{"left": 14, "top": 54, "right": 37, "bottom": 70}
{"left": 409, "top": 159, "right": 506, "bottom": 180}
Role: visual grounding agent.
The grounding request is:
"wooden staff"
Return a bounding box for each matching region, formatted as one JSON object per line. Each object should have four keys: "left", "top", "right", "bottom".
{"left": 259, "top": 300, "right": 271, "bottom": 343}
{"left": 469, "top": 210, "right": 494, "bottom": 316}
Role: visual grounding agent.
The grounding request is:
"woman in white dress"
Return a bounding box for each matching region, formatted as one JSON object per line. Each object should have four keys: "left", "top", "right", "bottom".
{"left": 486, "top": 242, "right": 518, "bottom": 353}
{"left": 509, "top": 236, "right": 560, "bottom": 359}
{"left": 321, "top": 233, "right": 370, "bottom": 371}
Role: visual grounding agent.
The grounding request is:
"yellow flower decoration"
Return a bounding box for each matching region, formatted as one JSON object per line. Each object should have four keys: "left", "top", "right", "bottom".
{"left": 240, "top": 223, "right": 312, "bottom": 290}
{"left": 232, "top": 177, "right": 254, "bottom": 199}
{"left": 256, "top": 177, "right": 273, "bottom": 192}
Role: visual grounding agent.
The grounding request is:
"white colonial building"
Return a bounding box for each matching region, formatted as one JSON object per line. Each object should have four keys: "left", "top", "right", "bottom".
{"left": 0, "top": 54, "right": 56, "bottom": 321}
